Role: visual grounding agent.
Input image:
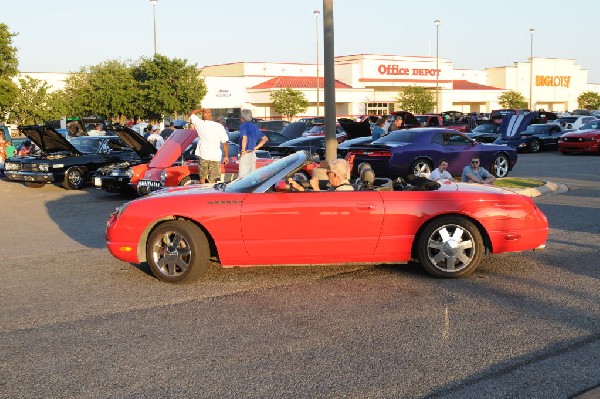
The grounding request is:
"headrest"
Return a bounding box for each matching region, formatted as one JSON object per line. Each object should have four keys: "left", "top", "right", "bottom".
{"left": 360, "top": 167, "right": 375, "bottom": 185}
{"left": 357, "top": 162, "right": 372, "bottom": 176}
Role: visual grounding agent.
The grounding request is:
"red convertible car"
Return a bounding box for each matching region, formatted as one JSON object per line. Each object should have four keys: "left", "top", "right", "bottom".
{"left": 106, "top": 151, "right": 548, "bottom": 284}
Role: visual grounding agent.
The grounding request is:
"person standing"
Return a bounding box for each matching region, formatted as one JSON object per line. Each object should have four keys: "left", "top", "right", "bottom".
{"left": 372, "top": 116, "right": 386, "bottom": 141}
{"left": 238, "top": 109, "right": 268, "bottom": 178}
{"left": 388, "top": 116, "right": 403, "bottom": 133}
{"left": 189, "top": 108, "right": 229, "bottom": 183}
{"left": 461, "top": 157, "right": 496, "bottom": 184}
{"left": 160, "top": 122, "right": 176, "bottom": 140}
{"left": 147, "top": 125, "right": 165, "bottom": 149}
{"left": 429, "top": 159, "right": 453, "bottom": 181}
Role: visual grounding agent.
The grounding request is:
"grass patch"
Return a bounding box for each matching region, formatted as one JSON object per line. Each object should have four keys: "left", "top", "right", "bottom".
{"left": 493, "top": 177, "right": 545, "bottom": 188}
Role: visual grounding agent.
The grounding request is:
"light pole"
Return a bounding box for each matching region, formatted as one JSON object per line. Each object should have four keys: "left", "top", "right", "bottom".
{"left": 150, "top": 0, "right": 158, "bottom": 55}
{"left": 434, "top": 19, "right": 440, "bottom": 113}
{"left": 314, "top": 9, "right": 321, "bottom": 118}
{"left": 529, "top": 28, "right": 535, "bottom": 110}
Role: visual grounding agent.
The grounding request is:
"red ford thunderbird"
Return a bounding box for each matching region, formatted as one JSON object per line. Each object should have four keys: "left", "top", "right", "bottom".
{"left": 106, "top": 151, "right": 548, "bottom": 283}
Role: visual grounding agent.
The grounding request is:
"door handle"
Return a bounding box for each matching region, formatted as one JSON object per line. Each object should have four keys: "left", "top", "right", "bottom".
{"left": 355, "top": 203, "right": 375, "bottom": 211}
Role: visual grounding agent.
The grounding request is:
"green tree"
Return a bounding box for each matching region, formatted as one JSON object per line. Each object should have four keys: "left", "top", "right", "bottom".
{"left": 396, "top": 86, "right": 435, "bottom": 114}
{"left": 498, "top": 90, "right": 528, "bottom": 109}
{"left": 577, "top": 91, "right": 600, "bottom": 110}
{"left": 133, "top": 54, "right": 207, "bottom": 122}
{"left": 270, "top": 88, "right": 308, "bottom": 120}
{"left": 0, "top": 23, "right": 19, "bottom": 122}
{"left": 9, "top": 76, "right": 67, "bottom": 125}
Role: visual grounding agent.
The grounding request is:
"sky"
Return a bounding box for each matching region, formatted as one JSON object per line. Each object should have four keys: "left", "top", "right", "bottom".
{"left": 4, "top": 0, "right": 600, "bottom": 83}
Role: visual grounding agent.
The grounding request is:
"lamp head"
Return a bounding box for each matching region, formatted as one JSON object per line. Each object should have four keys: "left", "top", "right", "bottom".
{"left": 434, "top": 19, "right": 440, "bottom": 26}
{"left": 314, "top": 10, "right": 320, "bottom": 15}
{"left": 150, "top": 0, "right": 158, "bottom": 6}
{"left": 530, "top": 28, "right": 535, "bottom": 33}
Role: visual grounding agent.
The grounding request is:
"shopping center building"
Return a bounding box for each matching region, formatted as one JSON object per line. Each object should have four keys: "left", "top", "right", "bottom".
{"left": 22, "top": 53, "right": 600, "bottom": 120}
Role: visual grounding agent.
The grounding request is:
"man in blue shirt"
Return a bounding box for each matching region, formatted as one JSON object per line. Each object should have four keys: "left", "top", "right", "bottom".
{"left": 461, "top": 157, "right": 496, "bottom": 184}
{"left": 238, "top": 109, "right": 268, "bottom": 178}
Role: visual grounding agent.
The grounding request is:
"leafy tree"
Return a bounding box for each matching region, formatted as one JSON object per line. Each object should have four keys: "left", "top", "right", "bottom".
{"left": 0, "top": 78, "right": 19, "bottom": 123}
{"left": 270, "top": 88, "right": 308, "bottom": 120}
{"left": 577, "top": 91, "right": 600, "bottom": 110}
{"left": 133, "top": 54, "right": 207, "bottom": 122}
{"left": 9, "top": 76, "right": 66, "bottom": 125}
{"left": 498, "top": 90, "right": 528, "bottom": 109}
{"left": 396, "top": 86, "right": 435, "bottom": 114}
{"left": 0, "top": 23, "right": 18, "bottom": 78}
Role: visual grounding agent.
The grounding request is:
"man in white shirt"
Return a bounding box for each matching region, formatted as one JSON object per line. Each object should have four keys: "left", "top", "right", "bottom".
{"left": 87, "top": 124, "right": 106, "bottom": 136}
{"left": 147, "top": 125, "right": 165, "bottom": 149}
{"left": 429, "top": 159, "right": 453, "bottom": 181}
{"left": 189, "top": 108, "right": 229, "bottom": 183}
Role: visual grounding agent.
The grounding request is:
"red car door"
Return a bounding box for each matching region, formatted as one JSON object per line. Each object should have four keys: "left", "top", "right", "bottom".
{"left": 240, "top": 190, "right": 384, "bottom": 263}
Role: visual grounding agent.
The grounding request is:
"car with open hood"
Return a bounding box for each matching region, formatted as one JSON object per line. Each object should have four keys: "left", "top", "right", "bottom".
{"left": 94, "top": 125, "right": 158, "bottom": 193}
{"left": 494, "top": 123, "right": 563, "bottom": 152}
{"left": 4, "top": 125, "right": 147, "bottom": 189}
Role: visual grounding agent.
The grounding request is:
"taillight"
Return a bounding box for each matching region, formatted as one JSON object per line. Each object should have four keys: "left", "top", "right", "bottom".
{"left": 347, "top": 150, "right": 392, "bottom": 157}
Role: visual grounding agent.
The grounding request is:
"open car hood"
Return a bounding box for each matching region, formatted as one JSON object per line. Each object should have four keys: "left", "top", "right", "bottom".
{"left": 18, "top": 125, "right": 81, "bottom": 155}
{"left": 111, "top": 125, "right": 157, "bottom": 160}
{"left": 338, "top": 119, "right": 371, "bottom": 139}
{"left": 148, "top": 129, "right": 197, "bottom": 168}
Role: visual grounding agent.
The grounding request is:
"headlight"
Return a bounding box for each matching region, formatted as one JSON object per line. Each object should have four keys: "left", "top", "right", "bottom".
{"left": 38, "top": 164, "right": 49, "bottom": 172}
{"left": 4, "top": 162, "right": 18, "bottom": 171}
{"left": 160, "top": 170, "right": 167, "bottom": 183}
{"left": 125, "top": 167, "right": 133, "bottom": 177}
{"left": 518, "top": 143, "right": 527, "bottom": 147}
{"left": 53, "top": 163, "right": 64, "bottom": 168}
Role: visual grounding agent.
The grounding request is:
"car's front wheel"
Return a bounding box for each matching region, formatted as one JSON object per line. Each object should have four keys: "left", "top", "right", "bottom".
{"left": 146, "top": 220, "right": 210, "bottom": 283}
{"left": 492, "top": 154, "right": 509, "bottom": 177}
{"left": 417, "top": 216, "right": 484, "bottom": 278}
{"left": 63, "top": 167, "right": 87, "bottom": 190}
{"left": 530, "top": 138, "right": 541, "bottom": 153}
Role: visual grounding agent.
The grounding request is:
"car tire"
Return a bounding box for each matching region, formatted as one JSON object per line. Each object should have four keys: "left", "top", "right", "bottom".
{"left": 146, "top": 220, "right": 210, "bottom": 283}
{"left": 530, "top": 138, "right": 540, "bottom": 153}
{"left": 63, "top": 167, "right": 87, "bottom": 190}
{"left": 410, "top": 159, "right": 433, "bottom": 177}
{"left": 179, "top": 176, "right": 191, "bottom": 186}
{"left": 492, "top": 154, "right": 509, "bottom": 177}
{"left": 417, "top": 216, "right": 484, "bottom": 278}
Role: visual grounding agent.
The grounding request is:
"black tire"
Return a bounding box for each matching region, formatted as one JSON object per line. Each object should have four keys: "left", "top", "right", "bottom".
{"left": 417, "top": 216, "right": 484, "bottom": 278}
{"left": 491, "top": 154, "right": 509, "bottom": 177}
{"left": 410, "top": 159, "right": 433, "bottom": 177}
{"left": 63, "top": 167, "right": 87, "bottom": 190}
{"left": 179, "top": 176, "right": 191, "bottom": 186}
{"left": 146, "top": 220, "right": 210, "bottom": 283}
{"left": 530, "top": 138, "right": 540, "bottom": 153}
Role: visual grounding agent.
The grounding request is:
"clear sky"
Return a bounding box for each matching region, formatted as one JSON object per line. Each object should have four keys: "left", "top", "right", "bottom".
{"left": 4, "top": 0, "right": 600, "bottom": 83}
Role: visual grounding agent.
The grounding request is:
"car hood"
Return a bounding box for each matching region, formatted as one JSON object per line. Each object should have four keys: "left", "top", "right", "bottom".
{"left": 111, "top": 126, "right": 157, "bottom": 160}
{"left": 148, "top": 129, "right": 197, "bottom": 168}
{"left": 19, "top": 125, "right": 82, "bottom": 155}
{"left": 338, "top": 119, "right": 371, "bottom": 139}
{"left": 562, "top": 130, "right": 600, "bottom": 138}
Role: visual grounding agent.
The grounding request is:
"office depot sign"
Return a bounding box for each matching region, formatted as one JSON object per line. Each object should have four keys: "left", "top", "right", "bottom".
{"left": 378, "top": 64, "right": 440, "bottom": 77}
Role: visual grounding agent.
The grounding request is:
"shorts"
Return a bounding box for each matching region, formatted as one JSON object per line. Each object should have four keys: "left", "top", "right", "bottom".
{"left": 199, "top": 158, "right": 221, "bottom": 182}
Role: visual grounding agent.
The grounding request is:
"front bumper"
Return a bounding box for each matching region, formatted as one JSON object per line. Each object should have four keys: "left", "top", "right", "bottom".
{"left": 137, "top": 179, "right": 164, "bottom": 195}
{"left": 95, "top": 175, "right": 133, "bottom": 193}
{"left": 3, "top": 171, "right": 56, "bottom": 183}
{"left": 559, "top": 142, "right": 599, "bottom": 153}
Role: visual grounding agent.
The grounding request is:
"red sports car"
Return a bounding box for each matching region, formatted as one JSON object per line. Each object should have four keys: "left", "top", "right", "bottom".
{"left": 558, "top": 120, "right": 600, "bottom": 154}
{"left": 106, "top": 151, "right": 548, "bottom": 283}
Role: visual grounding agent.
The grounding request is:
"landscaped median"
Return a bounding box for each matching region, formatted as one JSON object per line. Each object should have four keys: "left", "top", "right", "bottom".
{"left": 493, "top": 177, "right": 563, "bottom": 197}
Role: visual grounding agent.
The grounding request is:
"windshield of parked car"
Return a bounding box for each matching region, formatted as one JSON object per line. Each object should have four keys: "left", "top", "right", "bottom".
{"left": 70, "top": 136, "right": 103, "bottom": 153}
{"left": 523, "top": 125, "right": 550, "bottom": 134}
{"left": 472, "top": 123, "right": 498, "bottom": 133}
{"left": 224, "top": 151, "right": 305, "bottom": 193}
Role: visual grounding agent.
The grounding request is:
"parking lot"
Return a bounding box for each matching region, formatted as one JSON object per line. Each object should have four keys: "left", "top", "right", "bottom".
{"left": 1, "top": 151, "right": 599, "bottom": 398}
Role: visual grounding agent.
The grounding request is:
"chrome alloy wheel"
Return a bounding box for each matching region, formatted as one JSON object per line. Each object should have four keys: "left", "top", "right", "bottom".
{"left": 425, "top": 223, "right": 476, "bottom": 273}
{"left": 150, "top": 230, "right": 192, "bottom": 277}
{"left": 493, "top": 155, "right": 509, "bottom": 177}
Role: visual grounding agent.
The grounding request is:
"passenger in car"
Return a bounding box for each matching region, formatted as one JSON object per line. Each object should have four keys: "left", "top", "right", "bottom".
{"left": 289, "top": 158, "right": 354, "bottom": 192}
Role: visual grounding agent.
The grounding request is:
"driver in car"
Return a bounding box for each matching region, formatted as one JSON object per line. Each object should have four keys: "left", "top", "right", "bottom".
{"left": 289, "top": 158, "right": 354, "bottom": 192}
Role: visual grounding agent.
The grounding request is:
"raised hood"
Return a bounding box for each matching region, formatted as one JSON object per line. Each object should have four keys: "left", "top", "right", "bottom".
{"left": 338, "top": 119, "right": 371, "bottom": 139}
{"left": 148, "top": 129, "right": 197, "bottom": 168}
{"left": 111, "top": 125, "right": 157, "bottom": 160}
{"left": 18, "top": 125, "right": 81, "bottom": 155}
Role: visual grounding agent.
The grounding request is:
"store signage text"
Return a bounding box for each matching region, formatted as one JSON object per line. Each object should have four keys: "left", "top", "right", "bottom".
{"left": 378, "top": 64, "right": 440, "bottom": 77}
{"left": 535, "top": 75, "right": 571, "bottom": 88}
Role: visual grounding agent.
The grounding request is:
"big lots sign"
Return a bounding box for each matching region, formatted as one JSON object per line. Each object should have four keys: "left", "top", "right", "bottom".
{"left": 378, "top": 64, "right": 440, "bottom": 77}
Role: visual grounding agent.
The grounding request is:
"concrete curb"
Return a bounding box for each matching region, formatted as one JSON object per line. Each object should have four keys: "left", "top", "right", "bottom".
{"left": 509, "top": 181, "right": 569, "bottom": 197}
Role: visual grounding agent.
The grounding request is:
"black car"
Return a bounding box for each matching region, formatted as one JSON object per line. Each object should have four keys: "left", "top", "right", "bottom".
{"left": 255, "top": 120, "right": 290, "bottom": 133}
{"left": 280, "top": 121, "right": 309, "bottom": 140}
{"left": 494, "top": 123, "right": 563, "bottom": 153}
{"left": 94, "top": 126, "right": 158, "bottom": 193}
{"left": 4, "top": 125, "right": 149, "bottom": 189}
{"left": 467, "top": 123, "right": 500, "bottom": 143}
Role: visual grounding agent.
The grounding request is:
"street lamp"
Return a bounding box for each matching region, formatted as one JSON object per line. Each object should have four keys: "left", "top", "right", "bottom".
{"left": 150, "top": 0, "right": 158, "bottom": 55}
{"left": 314, "top": 9, "right": 321, "bottom": 117}
{"left": 529, "top": 28, "right": 535, "bottom": 110}
{"left": 434, "top": 19, "right": 440, "bottom": 113}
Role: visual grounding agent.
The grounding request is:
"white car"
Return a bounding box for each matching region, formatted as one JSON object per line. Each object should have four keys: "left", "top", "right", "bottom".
{"left": 549, "top": 116, "right": 597, "bottom": 131}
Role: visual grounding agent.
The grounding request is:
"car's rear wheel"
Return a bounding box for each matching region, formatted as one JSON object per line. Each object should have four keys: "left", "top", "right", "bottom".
{"left": 530, "top": 138, "right": 541, "bottom": 153}
{"left": 146, "top": 220, "right": 210, "bottom": 283}
{"left": 410, "top": 159, "right": 433, "bottom": 177}
{"left": 63, "top": 167, "right": 87, "bottom": 190}
{"left": 417, "top": 216, "right": 484, "bottom": 278}
{"left": 492, "top": 154, "right": 509, "bottom": 177}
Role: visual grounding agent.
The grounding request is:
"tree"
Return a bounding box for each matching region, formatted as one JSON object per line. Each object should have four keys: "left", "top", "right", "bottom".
{"left": 396, "top": 86, "right": 435, "bottom": 114}
{"left": 577, "top": 91, "right": 600, "bottom": 110}
{"left": 498, "top": 90, "right": 528, "bottom": 109}
{"left": 270, "top": 88, "right": 308, "bottom": 120}
{"left": 0, "top": 23, "right": 19, "bottom": 121}
{"left": 9, "top": 76, "right": 66, "bottom": 125}
{"left": 133, "top": 54, "right": 207, "bottom": 122}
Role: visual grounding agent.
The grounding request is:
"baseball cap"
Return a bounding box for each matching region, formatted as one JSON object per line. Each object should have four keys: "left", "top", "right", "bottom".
{"left": 152, "top": 125, "right": 160, "bottom": 131}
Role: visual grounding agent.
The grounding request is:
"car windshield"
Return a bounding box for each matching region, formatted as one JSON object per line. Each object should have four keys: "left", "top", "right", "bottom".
{"left": 70, "top": 137, "right": 102, "bottom": 153}
{"left": 523, "top": 125, "right": 549, "bottom": 134}
{"left": 374, "top": 130, "right": 421, "bottom": 143}
{"left": 224, "top": 151, "right": 306, "bottom": 193}
{"left": 472, "top": 124, "right": 497, "bottom": 133}
{"left": 580, "top": 121, "right": 600, "bottom": 130}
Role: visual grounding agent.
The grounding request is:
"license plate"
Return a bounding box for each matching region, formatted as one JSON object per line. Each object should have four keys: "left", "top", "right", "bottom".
{"left": 94, "top": 177, "right": 102, "bottom": 187}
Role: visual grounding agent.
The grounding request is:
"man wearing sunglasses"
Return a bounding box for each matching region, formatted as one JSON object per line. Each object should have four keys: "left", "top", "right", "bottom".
{"left": 461, "top": 157, "right": 496, "bottom": 184}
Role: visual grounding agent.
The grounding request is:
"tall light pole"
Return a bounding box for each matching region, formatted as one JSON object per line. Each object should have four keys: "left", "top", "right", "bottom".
{"left": 150, "top": 0, "right": 158, "bottom": 55}
{"left": 314, "top": 9, "right": 321, "bottom": 117}
{"left": 434, "top": 19, "right": 440, "bottom": 113}
{"left": 529, "top": 28, "right": 535, "bottom": 110}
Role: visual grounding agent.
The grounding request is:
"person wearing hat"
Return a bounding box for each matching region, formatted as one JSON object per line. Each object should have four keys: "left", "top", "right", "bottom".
{"left": 147, "top": 125, "right": 164, "bottom": 149}
{"left": 388, "top": 116, "right": 404, "bottom": 133}
{"left": 161, "top": 122, "right": 176, "bottom": 140}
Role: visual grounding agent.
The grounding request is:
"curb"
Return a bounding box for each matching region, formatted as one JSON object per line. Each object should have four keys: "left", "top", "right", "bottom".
{"left": 510, "top": 181, "right": 568, "bottom": 197}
